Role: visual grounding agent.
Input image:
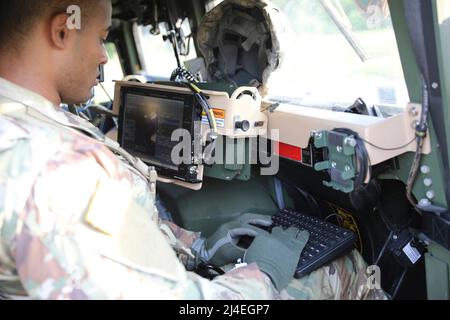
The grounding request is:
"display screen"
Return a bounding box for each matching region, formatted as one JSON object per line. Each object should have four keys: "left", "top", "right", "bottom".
{"left": 121, "top": 93, "right": 185, "bottom": 171}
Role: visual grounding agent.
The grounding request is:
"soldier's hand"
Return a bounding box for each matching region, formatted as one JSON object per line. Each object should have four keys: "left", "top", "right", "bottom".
{"left": 235, "top": 213, "right": 272, "bottom": 230}
{"left": 188, "top": 214, "right": 272, "bottom": 269}
{"left": 244, "top": 226, "right": 309, "bottom": 291}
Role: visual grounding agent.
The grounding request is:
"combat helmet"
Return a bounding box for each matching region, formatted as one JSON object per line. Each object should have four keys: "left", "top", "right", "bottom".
{"left": 196, "top": 0, "right": 289, "bottom": 94}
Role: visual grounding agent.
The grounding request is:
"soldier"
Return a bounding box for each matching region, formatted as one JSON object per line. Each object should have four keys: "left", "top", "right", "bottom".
{"left": 0, "top": 0, "right": 387, "bottom": 300}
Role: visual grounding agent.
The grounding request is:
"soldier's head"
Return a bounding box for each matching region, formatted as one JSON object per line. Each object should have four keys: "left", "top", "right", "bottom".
{"left": 0, "top": 0, "right": 112, "bottom": 105}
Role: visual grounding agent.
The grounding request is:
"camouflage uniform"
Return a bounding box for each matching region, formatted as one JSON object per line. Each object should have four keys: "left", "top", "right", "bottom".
{"left": 0, "top": 77, "right": 387, "bottom": 300}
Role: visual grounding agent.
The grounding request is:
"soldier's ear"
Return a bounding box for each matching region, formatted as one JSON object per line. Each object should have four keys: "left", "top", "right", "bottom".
{"left": 49, "top": 13, "right": 72, "bottom": 49}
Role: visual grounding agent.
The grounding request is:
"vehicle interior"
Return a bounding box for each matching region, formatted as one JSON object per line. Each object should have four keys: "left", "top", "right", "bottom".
{"left": 74, "top": 0, "right": 450, "bottom": 300}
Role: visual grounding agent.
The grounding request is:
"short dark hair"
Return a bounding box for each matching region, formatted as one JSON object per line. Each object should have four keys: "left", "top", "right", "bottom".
{"left": 0, "top": 1, "right": 99, "bottom": 49}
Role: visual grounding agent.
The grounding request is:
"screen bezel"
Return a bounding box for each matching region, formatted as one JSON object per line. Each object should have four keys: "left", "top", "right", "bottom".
{"left": 118, "top": 85, "right": 202, "bottom": 183}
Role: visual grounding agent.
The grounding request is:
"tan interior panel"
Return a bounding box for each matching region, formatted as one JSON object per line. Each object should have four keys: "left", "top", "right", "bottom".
{"left": 265, "top": 103, "right": 431, "bottom": 166}
{"left": 113, "top": 81, "right": 267, "bottom": 141}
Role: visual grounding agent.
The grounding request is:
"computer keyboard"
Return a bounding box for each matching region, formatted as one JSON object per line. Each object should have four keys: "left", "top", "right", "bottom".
{"left": 272, "top": 208, "right": 356, "bottom": 278}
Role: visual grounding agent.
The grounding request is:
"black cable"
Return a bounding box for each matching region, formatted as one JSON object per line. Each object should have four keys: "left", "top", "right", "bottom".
{"left": 185, "top": 34, "right": 192, "bottom": 56}
{"left": 375, "top": 230, "right": 395, "bottom": 266}
{"left": 171, "top": 67, "right": 198, "bottom": 83}
{"left": 165, "top": 2, "right": 181, "bottom": 69}
{"left": 406, "top": 79, "right": 429, "bottom": 209}
{"left": 197, "top": 261, "right": 226, "bottom": 279}
{"left": 183, "top": 82, "right": 218, "bottom": 139}
{"left": 180, "top": 82, "right": 219, "bottom": 163}
{"left": 100, "top": 82, "right": 114, "bottom": 105}
{"left": 195, "top": 93, "right": 214, "bottom": 130}
{"left": 195, "top": 91, "right": 218, "bottom": 161}
{"left": 373, "top": 230, "right": 409, "bottom": 300}
{"left": 391, "top": 267, "right": 408, "bottom": 299}
{"left": 360, "top": 137, "right": 416, "bottom": 151}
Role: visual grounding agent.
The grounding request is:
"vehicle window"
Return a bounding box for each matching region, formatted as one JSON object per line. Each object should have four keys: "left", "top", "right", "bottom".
{"left": 134, "top": 21, "right": 198, "bottom": 79}
{"left": 266, "top": 0, "right": 409, "bottom": 114}
{"left": 94, "top": 42, "right": 124, "bottom": 104}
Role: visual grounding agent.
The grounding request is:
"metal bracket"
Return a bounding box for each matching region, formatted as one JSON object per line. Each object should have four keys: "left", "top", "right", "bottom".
{"left": 313, "top": 130, "right": 357, "bottom": 193}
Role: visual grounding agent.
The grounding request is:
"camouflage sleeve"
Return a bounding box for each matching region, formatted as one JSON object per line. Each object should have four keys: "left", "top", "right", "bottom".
{"left": 158, "top": 220, "right": 201, "bottom": 265}
{"left": 159, "top": 220, "right": 200, "bottom": 248}
{"left": 10, "top": 138, "right": 280, "bottom": 300}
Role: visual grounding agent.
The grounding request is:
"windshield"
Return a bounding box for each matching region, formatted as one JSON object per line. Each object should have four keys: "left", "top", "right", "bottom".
{"left": 134, "top": 21, "right": 198, "bottom": 80}
{"left": 265, "top": 0, "right": 409, "bottom": 114}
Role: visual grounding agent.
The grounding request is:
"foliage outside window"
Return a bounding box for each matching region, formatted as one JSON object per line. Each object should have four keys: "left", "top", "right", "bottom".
{"left": 266, "top": 0, "right": 408, "bottom": 114}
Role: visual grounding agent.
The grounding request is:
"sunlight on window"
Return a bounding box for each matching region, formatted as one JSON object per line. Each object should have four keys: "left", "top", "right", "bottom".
{"left": 94, "top": 43, "right": 124, "bottom": 104}
{"left": 266, "top": 0, "right": 408, "bottom": 114}
{"left": 134, "top": 22, "right": 198, "bottom": 79}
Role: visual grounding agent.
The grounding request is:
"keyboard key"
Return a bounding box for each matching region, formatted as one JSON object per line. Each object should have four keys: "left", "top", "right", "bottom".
{"left": 272, "top": 209, "right": 356, "bottom": 278}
